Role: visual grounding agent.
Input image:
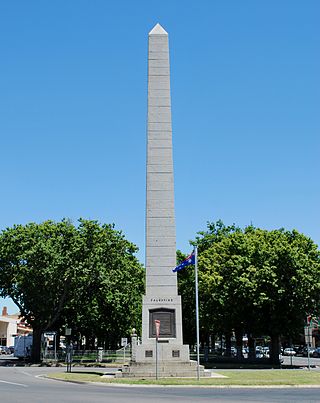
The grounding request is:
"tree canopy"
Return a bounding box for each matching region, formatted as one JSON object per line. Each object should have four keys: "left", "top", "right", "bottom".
{"left": 0, "top": 219, "right": 144, "bottom": 361}
{"left": 178, "top": 221, "right": 320, "bottom": 363}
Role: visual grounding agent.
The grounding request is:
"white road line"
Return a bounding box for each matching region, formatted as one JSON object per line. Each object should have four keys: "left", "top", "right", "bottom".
{"left": 18, "top": 370, "right": 33, "bottom": 377}
{"left": 0, "top": 380, "right": 28, "bottom": 387}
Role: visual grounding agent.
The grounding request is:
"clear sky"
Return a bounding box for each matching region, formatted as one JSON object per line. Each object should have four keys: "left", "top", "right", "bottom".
{"left": 0, "top": 1, "right": 319, "bottom": 314}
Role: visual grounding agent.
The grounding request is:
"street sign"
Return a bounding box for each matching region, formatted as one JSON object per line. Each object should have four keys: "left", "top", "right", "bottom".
{"left": 44, "top": 331, "right": 57, "bottom": 336}
{"left": 65, "top": 328, "right": 72, "bottom": 336}
{"left": 155, "top": 320, "right": 161, "bottom": 340}
{"left": 307, "top": 316, "right": 319, "bottom": 329}
{"left": 304, "top": 326, "right": 312, "bottom": 345}
{"left": 121, "top": 337, "right": 127, "bottom": 347}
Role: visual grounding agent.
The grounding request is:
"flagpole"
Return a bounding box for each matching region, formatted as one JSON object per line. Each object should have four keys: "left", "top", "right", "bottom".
{"left": 194, "top": 245, "right": 200, "bottom": 380}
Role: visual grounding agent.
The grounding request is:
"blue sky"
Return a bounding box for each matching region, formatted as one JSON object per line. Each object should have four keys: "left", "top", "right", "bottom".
{"left": 0, "top": 1, "right": 319, "bottom": 313}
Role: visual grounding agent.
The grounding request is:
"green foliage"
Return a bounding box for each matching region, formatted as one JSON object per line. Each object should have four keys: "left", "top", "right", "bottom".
{"left": 0, "top": 219, "right": 79, "bottom": 329}
{"left": 0, "top": 219, "right": 144, "bottom": 361}
{"left": 66, "top": 219, "right": 144, "bottom": 346}
{"left": 193, "top": 219, "right": 240, "bottom": 252}
{"left": 199, "top": 225, "right": 320, "bottom": 338}
{"left": 179, "top": 221, "right": 320, "bottom": 358}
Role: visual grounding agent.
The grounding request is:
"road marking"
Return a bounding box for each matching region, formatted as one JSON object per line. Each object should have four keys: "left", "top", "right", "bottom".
{"left": 18, "top": 370, "right": 33, "bottom": 377}
{"left": 0, "top": 380, "right": 28, "bottom": 387}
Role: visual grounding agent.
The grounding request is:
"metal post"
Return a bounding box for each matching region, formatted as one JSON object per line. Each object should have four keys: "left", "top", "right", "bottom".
{"left": 307, "top": 327, "right": 311, "bottom": 371}
{"left": 54, "top": 333, "right": 57, "bottom": 362}
{"left": 194, "top": 246, "right": 200, "bottom": 380}
{"left": 66, "top": 341, "right": 73, "bottom": 372}
{"left": 123, "top": 343, "right": 126, "bottom": 364}
{"left": 154, "top": 320, "right": 160, "bottom": 380}
{"left": 155, "top": 337, "right": 158, "bottom": 380}
{"left": 66, "top": 340, "right": 69, "bottom": 372}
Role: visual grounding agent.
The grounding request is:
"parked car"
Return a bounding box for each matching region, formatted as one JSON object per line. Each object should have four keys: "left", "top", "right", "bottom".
{"left": 283, "top": 348, "right": 296, "bottom": 356}
{"left": 312, "top": 347, "right": 320, "bottom": 358}
{"left": 0, "top": 346, "right": 10, "bottom": 355}
{"left": 293, "top": 345, "right": 304, "bottom": 356}
{"left": 255, "top": 348, "right": 264, "bottom": 359}
{"left": 302, "top": 347, "right": 316, "bottom": 357}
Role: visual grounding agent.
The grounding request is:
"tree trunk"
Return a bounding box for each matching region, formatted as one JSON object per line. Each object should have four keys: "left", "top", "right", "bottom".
{"left": 269, "top": 334, "right": 281, "bottom": 365}
{"left": 235, "top": 329, "right": 243, "bottom": 359}
{"left": 55, "top": 333, "right": 61, "bottom": 352}
{"left": 85, "top": 334, "right": 92, "bottom": 350}
{"left": 31, "top": 327, "right": 42, "bottom": 363}
{"left": 248, "top": 334, "right": 256, "bottom": 359}
{"left": 225, "top": 332, "right": 232, "bottom": 357}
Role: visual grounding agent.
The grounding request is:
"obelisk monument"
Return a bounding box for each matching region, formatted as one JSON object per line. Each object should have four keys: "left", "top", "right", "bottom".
{"left": 125, "top": 23, "right": 203, "bottom": 377}
{"left": 142, "top": 22, "right": 187, "bottom": 353}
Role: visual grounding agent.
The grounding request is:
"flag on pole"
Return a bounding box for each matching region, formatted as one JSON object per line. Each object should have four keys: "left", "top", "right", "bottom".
{"left": 172, "top": 251, "right": 195, "bottom": 272}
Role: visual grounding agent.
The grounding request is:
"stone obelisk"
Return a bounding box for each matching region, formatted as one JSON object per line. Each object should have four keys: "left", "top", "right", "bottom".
{"left": 124, "top": 23, "right": 203, "bottom": 377}
{"left": 145, "top": 23, "right": 176, "bottom": 299}
{"left": 142, "top": 22, "right": 187, "bottom": 353}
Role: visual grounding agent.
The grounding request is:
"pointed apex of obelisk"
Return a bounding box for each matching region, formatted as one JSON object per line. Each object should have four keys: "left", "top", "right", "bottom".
{"left": 149, "top": 23, "right": 168, "bottom": 36}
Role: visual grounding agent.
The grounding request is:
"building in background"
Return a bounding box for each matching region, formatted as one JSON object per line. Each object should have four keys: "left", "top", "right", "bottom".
{"left": 0, "top": 307, "right": 32, "bottom": 347}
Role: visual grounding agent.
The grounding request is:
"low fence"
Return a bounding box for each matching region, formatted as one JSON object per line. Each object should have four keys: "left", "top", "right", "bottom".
{"left": 43, "top": 347, "right": 264, "bottom": 364}
{"left": 42, "top": 347, "right": 132, "bottom": 364}
{"left": 41, "top": 346, "right": 318, "bottom": 369}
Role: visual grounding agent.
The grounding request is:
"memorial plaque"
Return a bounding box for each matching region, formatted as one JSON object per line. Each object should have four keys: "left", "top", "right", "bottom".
{"left": 149, "top": 308, "right": 176, "bottom": 338}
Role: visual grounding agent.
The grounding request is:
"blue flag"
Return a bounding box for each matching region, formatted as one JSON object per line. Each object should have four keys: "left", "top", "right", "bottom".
{"left": 172, "top": 251, "right": 195, "bottom": 272}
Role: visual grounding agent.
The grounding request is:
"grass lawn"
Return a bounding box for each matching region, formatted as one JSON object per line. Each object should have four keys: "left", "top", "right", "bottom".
{"left": 46, "top": 370, "right": 320, "bottom": 386}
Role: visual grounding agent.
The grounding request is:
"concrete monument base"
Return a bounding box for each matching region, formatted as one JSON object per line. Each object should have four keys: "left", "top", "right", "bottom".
{"left": 134, "top": 342, "right": 190, "bottom": 363}
{"left": 121, "top": 360, "right": 206, "bottom": 378}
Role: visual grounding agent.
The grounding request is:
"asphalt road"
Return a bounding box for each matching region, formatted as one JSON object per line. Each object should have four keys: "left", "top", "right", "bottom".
{"left": 1, "top": 366, "right": 320, "bottom": 402}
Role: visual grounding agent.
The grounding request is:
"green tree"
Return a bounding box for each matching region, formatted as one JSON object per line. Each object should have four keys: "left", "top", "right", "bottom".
{"left": 198, "top": 227, "right": 263, "bottom": 358}
{"left": 66, "top": 219, "right": 144, "bottom": 349}
{"left": 0, "top": 219, "right": 144, "bottom": 361}
{"left": 184, "top": 222, "right": 320, "bottom": 364}
{"left": 244, "top": 227, "right": 320, "bottom": 362}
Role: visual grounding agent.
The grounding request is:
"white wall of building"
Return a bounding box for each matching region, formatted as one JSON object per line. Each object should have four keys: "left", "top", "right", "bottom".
{"left": 0, "top": 315, "right": 18, "bottom": 347}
